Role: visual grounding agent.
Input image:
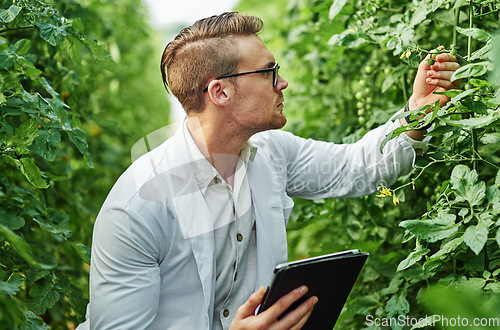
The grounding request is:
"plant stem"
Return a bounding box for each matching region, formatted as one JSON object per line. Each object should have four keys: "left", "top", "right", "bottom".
{"left": 402, "top": 73, "right": 408, "bottom": 101}
{"left": 0, "top": 25, "right": 35, "bottom": 34}
{"left": 453, "top": 7, "right": 459, "bottom": 48}
{"left": 467, "top": 0, "right": 478, "bottom": 171}
{"left": 467, "top": 1, "right": 473, "bottom": 62}
{"left": 484, "top": 248, "right": 489, "bottom": 271}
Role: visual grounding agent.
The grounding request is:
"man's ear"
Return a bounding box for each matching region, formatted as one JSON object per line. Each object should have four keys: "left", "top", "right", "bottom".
{"left": 206, "top": 80, "right": 232, "bottom": 107}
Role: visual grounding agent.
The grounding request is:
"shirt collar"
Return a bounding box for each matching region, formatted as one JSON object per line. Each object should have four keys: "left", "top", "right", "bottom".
{"left": 182, "top": 120, "right": 258, "bottom": 195}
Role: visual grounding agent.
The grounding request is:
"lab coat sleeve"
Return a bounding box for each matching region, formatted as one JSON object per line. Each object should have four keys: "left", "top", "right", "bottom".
{"left": 264, "top": 117, "right": 416, "bottom": 199}
{"left": 87, "top": 204, "right": 162, "bottom": 329}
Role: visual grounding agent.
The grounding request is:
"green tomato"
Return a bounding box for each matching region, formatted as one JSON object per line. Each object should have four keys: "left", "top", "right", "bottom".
{"left": 450, "top": 48, "right": 457, "bottom": 56}
{"left": 428, "top": 58, "right": 435, "bottom": 65}
{"left": 358, "top": 116, "right": 366, "bottom": 125}
{"left": 356, "top": 101, "right": 364, "bottom": 109}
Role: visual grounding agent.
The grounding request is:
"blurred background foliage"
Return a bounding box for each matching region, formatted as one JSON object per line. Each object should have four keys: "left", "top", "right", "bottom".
{"left": 1, "top": 0, "right": 499, "bottom": 328}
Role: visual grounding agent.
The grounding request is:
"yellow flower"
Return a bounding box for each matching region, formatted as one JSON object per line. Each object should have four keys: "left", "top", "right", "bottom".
{"left": 405, "top": 51, "right": 411, "bottom": 58}
{"left": 399, "top": 52, "right": 405, "bottom": 60}
{"left": 349, "top": 29, "right": 355, "bottom": 33}
{"left": 377, "top": 185, "right": 392, "bottom": 198}
{"left": 393, "top": 195, "right": 400, "bottom": 205}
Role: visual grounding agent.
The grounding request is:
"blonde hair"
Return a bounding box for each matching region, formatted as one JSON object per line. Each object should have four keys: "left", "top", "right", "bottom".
{"left": 160, "top": 12, "right": 263, "bottom": 112}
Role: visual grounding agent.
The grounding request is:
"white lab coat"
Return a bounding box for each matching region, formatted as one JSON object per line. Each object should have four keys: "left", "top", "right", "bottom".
{"left": 78, "top": 117, "right": 415, "bottom": 329}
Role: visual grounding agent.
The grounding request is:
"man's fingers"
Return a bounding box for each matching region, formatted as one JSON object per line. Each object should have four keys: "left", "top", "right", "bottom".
{"left": 436, "top": 53, "right": 457, "bottom": 63}
{"left": 236, "top": 286, "right": 266, "bottom": 318}
{"left": 280, "top": 296, "right": 317, "bottom": 329}
{"left": 290, "top": 308, "right": 314, "bottom": 330}
{"left": 430, "top": 61, "right": 460, "bottom": 72}
{"left": 262, "top": 285, "right": 309, "bottom": 320}
{"left": 427, "top": 70, "right": 455, "bottom": 81}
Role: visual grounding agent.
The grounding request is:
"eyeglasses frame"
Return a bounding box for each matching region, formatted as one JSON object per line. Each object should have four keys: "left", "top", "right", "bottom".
{"left": 202, "top": 61, "right": 279, "bottom": 92}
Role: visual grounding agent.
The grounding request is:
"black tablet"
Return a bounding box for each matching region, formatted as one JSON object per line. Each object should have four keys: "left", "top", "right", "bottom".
{"left": 258, "top": 249, "right": 368, "bottom": 330}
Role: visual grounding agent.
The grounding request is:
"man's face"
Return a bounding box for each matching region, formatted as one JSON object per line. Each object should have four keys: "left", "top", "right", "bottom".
{"left": 228, "top": 34, "right": 288, "bottom": 134}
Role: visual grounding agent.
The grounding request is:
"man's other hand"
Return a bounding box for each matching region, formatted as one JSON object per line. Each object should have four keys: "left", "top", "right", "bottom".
{"left": 229, "top": 285, "right": 318, "bottom": 330}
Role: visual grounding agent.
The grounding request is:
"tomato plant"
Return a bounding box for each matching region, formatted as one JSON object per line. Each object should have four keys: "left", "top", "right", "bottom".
{"left": 0, "top": 0, "right": 167, "bottom": 327}
{"left": 238, "top": 0, "right": 500, "bottom": 328}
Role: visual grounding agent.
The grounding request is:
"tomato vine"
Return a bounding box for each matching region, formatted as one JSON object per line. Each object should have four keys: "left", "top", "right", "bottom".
{"left": 238, "top": 0, "right": 500, "bottom": 327}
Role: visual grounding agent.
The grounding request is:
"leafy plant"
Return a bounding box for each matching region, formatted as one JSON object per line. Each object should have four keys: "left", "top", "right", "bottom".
{"left": 238, "top": 0, "right": 500, "bottom": 328}
{"left": 0, "top": 0, "right": 167, "bottom": 327}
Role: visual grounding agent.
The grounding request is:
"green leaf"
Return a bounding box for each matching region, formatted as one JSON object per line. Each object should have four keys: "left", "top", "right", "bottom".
{"left": 329, "top": 0, "right": 349, "bottom": 20}
{"left": 496, "top": 228, "right": 500, "bottom": 248}
{"left": 81, "top": 37, "right": 121, "bottom": 72}
{"left": 68, "top": 242, "right": 91, "bottom": 264}
{"left": 411, "top": 315, "right": 435, "bottom": 329}
{"left": 382, "top": 66, "right": 406, "bottom": 92}
{"left": 37, "top": 22, "right": 68, "bottom": 46}
{"left": 466, "top": 181, "right": 486, "bottom": 206}
{"left": 9, "top": 39, "right": 31, "bottom": 56}
{"left": 451, "top": 62, "right": 490, "bottom": 82}
{"left": 19, "top": 158, "right": 49, "bottom": 189}
{"left": 428, "top": 236, "right": 464, "bottom": 260}
{"left": 450, "top": 165, "right": 485, "bottom": 206}
{"left": 471, "top": 40, "right": 494, "bottom": 61}
{"left": 456, "top": 26, "right": 492, "bottom": 42}
{"left": 463, "top": 224, "right": 489, "bottom": 255}
{"left": 26, "top": 277, "right": 60, "bottom": 315}
{"left": 67, "top": 127, "right": 93, "bottom": 168}
{"left": 72, "top": 17, "right": 84, "bottom": 33}
{"left": 385, "top": 293, "right": 410, "bottom": 318}
{"left": 0, "top": 50, "right": 14, "bottom": 69}
{"left": 441, "top": 109, "right": 500, "bottom": 129}
{"left": 35, "top": 129, "right": 61, "bottom": 161}
{"left": 0, "top": 225, "right": 39, "bottom": 268}
{"left": 397, "top": 248, "right": 430, "bottom": 271}
{"left": 68, "top": 289, "right": 88, "bottom": 318}
{"left": 0, "top": 5, "right": 20, "bottom": 23}
{"left": 23, "top": 311, "right": 50, "bottom": 330}
{"left": 0, "top": 273, "right": 24, "bottom": 295}
{"left": 33, "top": 210, "right": 71, "bottom": 239}
{"left": 400, "top": 213, "right": 458, "bottom": 243}
{"left": 65, "top": 35, "right": 83, "bottom": 64}
{"left": 0, "top": 208, "right": 25, "bottom": 230}
{"left": 462, "top": 99, "right": 488, "bottom": 115}
{"left": 379, "top": 126, "right": 407, "bottom": 153}
{"left": 15, "top": 118, "right": 38, "bottom": 148}
{"left": 481, "top": 133, "right": 500, "bottom": 144}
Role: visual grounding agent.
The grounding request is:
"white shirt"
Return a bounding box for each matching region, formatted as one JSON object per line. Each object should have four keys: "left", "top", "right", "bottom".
{"left": 183, "top": 123, "right": 258, "bottom": 329}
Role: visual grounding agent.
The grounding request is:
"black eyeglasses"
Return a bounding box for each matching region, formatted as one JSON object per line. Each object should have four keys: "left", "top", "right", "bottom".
{"left": 202, "top": 61, "right": 280, "bottom": 92}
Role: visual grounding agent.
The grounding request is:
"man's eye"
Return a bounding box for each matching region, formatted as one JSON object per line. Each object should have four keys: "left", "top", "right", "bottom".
{"left": 262, "top": 71, "right": 271, "bottom": 78}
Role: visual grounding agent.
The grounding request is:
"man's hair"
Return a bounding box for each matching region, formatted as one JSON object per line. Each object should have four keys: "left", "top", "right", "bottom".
{"left": 160, "top": 12, "right": 263, "bottom": 112}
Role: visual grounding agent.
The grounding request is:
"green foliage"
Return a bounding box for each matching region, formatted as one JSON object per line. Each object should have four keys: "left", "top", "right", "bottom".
{"left": 1, "top": 0, "right": 167, "bottom": 327}
{"left": 238, "top": 0, "right": 500, "bottom": 328}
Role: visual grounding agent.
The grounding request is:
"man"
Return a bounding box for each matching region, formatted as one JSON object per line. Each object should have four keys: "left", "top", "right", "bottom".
{"left": 78, "top": 12, "right": 459, "bottom": 330}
